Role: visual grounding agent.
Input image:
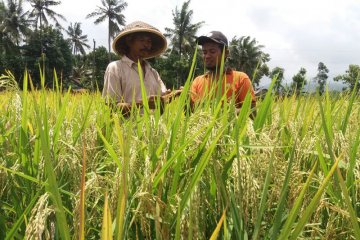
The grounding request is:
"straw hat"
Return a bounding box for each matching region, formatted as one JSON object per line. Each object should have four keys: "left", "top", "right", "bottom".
{"left": 112, "top": 21, "right": 167, "bottom": 59}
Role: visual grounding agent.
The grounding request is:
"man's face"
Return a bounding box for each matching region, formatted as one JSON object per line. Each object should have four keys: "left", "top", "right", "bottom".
{"left": 127, "top": 33, "right": 153, "bottom": 59}
{"left": 201, "top": 42, "right": 224, "bottom": 71}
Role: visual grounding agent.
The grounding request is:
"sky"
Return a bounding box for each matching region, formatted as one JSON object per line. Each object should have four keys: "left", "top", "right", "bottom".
{"left": 26, "top": 0, "right": 360, "bottom": 86}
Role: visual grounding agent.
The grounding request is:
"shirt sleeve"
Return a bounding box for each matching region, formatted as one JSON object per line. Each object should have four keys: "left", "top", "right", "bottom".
{"left": 235, "top": 72, "right": 256, "bottom": 104}
{"left": 102, "top": 62, "right": 123, "bottom": 103}
{"left": 190, "top": 77, "right": 200, "bottom": 102}
{"left": 152, "top": 69, "right": 167, "bottom": 94}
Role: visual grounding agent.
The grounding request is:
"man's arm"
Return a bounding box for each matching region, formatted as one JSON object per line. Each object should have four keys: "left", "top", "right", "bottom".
{"left": 250, "top": 101, "right": 257, "bottom": 120}
{"left": 235, "top": 100, "right": 256, "bottom": 119}
{"left": 103, "top": 61, "right": 137, "bottom": 116}
{"left": 103, "top": 62, "right": 124, "bottom": 104}
{"left": 234, "top": 72, "right": 257, "bottom": 119}
{"left": 149, "top": 69, "right": 184, "bottom": 113}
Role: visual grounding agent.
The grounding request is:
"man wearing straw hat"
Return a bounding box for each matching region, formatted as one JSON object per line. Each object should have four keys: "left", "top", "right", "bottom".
{"left": 190, "top": 31, "right": 256, "bottom": 118}
{"left": 102, "top": 21, "right": 179, "bottom": 115}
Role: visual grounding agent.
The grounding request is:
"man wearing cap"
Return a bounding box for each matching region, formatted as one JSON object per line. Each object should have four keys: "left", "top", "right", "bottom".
{"left": 190, "top": 31, "right": 256, "bottom": 118}
{"left": 102, "top": 21, "right": 178, "bottom": 115}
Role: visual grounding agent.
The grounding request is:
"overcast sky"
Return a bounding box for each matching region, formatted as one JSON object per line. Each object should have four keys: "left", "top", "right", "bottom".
{"left": 26, "top": 0, "right": 360, "bottom": 84}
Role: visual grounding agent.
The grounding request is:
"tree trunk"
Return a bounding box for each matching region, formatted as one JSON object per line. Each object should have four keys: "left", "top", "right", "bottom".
{"left": 40, "top": 12, "right": 43, "bottom": 54}
{"left": 108, "top": 20, "right": 111, "bottom": 63}
{"left": 92, "top": 39, "right": 96, "bottom": 88}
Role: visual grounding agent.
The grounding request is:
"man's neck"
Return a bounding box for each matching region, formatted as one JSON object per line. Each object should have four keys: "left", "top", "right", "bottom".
{"left": 126, "top": 54, "right": 146, "bottom": 70}
{"left": 207, "top": 67, "right": 231, "bottom": 74}
{"left": 207, "top": 67, "right": 224, "bottom": 79}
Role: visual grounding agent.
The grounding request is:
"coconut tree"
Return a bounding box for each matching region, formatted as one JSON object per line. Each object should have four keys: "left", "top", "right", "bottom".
{"left": 26, "top": 0, "right": 66, "bottom": 54}
{"left": 27, "top": 0, "right": 66, "bottom": 29}
{"left": 86, "top": 0, "right": 127, "bottom": 62}
{"left": 164, "top": 0, "right": 203, "bottom": 87}
{"left": 66, "top": 22, "right": 90, "bottom": 55}
{"left": 0, "top": 0, "right": 30, "bottom": 46}
{"left": 165, "top": 0, "right": 203, "bottom": 59}
{"left": 228, "top": 36, "right": 270, "bottom": 86}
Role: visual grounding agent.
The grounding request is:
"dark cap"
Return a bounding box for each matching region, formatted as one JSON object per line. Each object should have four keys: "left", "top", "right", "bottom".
{"left": 197, "top": 31, "right": 228, "bottom": 47}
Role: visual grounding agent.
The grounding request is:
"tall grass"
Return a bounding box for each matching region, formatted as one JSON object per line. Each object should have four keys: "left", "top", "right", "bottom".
{"left": 0, "top": 57, "right": 359, "bottom": 239}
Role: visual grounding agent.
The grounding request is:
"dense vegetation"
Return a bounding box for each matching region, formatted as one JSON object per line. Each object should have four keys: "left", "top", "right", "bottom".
{"left": 0, "top": 67, "right": 359, "bottom": 238}
{"left": 1, "top": 0, "right": 359, "bottom": 92}
{"left": 1, "top": 1, "right": 360, "bottom": 238}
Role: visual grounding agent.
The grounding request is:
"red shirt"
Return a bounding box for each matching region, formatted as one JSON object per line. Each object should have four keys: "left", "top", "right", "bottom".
{"left": 190, "top": 69, "right": 256, "bottom": 107}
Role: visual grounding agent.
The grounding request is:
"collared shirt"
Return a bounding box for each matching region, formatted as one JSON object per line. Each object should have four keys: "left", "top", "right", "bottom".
{"left": 102, "top": 55, "right": 167, "bottom": 104}
{"left": 190, "top": 69, "right": 256, "bottom": 107}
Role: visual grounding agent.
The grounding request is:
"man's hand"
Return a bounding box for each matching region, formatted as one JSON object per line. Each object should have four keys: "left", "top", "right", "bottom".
{"left": 117, "top": 102, "right": 132, "bottom": 116}
{"left": 147, "top": 89, "right": 182, "bottom": 109}
{"left": 160, "top": 89, "right": 183, "bottom": 103}
{"left": 147, "top": 95, "right": 161, "bottom": 109}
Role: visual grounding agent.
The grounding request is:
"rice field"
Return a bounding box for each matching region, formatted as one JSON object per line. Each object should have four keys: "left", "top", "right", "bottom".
{"left": 0, "top": 68, "right": 360, "bottom": 239}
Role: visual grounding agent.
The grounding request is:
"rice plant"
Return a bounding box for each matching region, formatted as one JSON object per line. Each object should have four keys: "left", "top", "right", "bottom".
{"left": 0, "top": 61, "right": 359, "bottom": 239}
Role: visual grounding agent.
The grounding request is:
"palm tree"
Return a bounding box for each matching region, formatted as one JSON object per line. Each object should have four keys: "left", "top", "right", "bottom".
{"left": 27, "top": 0, "right": 65, "bottom": 54}
{"left": 0, "top": 1, "right": 10, "bottom": 53}
{"left": 86, "top": 0, "right": 127, "bottom": 62}
{"left": 228, "top": 36, "right": 270, "bottom": 86}
{"left": 164, "top": 0, "right": 203, "bottom": 87}
{"left": 66, "top": 22, "right": 90, "bottom": 55}
{"left": 27, "top": 0, "right": 66, "bottom": 29}
{"left": 0, "top": 0, "right": 30, "bottom": 46}
{"left": 165, "top": 0, "right": 203, "bottom": 58}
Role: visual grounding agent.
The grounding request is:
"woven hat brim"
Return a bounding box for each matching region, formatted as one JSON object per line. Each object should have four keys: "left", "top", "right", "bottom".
{"left": 112, "top": 28, "right": 167, "bottom": 59}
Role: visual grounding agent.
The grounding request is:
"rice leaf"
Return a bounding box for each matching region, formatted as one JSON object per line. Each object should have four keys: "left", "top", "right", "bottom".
{"left": 101, "top": 192, "right": 113, "bottom": 240}
{"left": 270, "top": 141, "right": 296, "bottom": 239}
{"left": 210, "top": 207, "right": 227, "bottom": 240}
{"left": 5, "top": 192, "right": 40, "bottom": 240}
{"left": 277, "top": 161, "right": 318, "bottom": 240}
{"left": 289, "top": 156, "right": 340, "bottom": 239}
{"left": 252, "top": 151, "right": 275, "bottom": 240}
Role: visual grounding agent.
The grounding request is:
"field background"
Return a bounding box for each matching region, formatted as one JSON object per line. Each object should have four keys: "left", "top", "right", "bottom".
{"left": 0, "top": 76, "right": 360, "bottom": 239}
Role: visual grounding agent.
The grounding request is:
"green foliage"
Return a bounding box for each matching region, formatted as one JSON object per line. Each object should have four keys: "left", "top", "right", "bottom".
{"left": 22, "top": 26, "right": 73, "bottom": 87}
{"left": 2, "top": 0, "right": 360, "bottom": 94}
{"left": 0, "top": 0, "right": 29, "bottom": 81}
{"left": 161, "top": 0, "right": 203, "bottom": 88}
{"left": 270, "top": 66, "right": 285, "bottom": 94}
{"left": 334, "top": 64, "right": 360, "bottom": 91}
{"left": 165, "top": 0, "right": 203, "bottom": 59}
{"left": 151, "top": 50, "right": 204, "bottom": 88}
{"left": 291, "top": 67, "right": 307, "bottom": 94}
{"left": 66, "top": 22, "right": 90, "bottom": 55}
{"left": 0, "top": 0, "right": 31, "bottom": 46}
{"left": 0, "top": 29, "right": 18, "bottom": 56}
{"left": 86, "top": 46, "right": 118, "bottom": 90}
{"left": 1, "top": 69, "right": 360, "bottom": 238}
{"left": 0, "top": 50, "right": 26, "bottom": 83}
{"left": 27, "top": 0, "right": 66, "bottom": 29}
{"left": 86, "top": 0, "right": 127, "bottom": 61}
{"left": 0, "top": 0, "right": 5, "bottom": 19}
{"left": 314, "top": 62, "right": 329, "bottom": 95}
{"left": 228, "top": 36, "right": 270, "bottom": 86}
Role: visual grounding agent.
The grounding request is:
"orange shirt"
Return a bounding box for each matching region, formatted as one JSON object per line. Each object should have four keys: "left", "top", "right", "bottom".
{"left": 190, "top": 70, "right": 256, "bottom": 107}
